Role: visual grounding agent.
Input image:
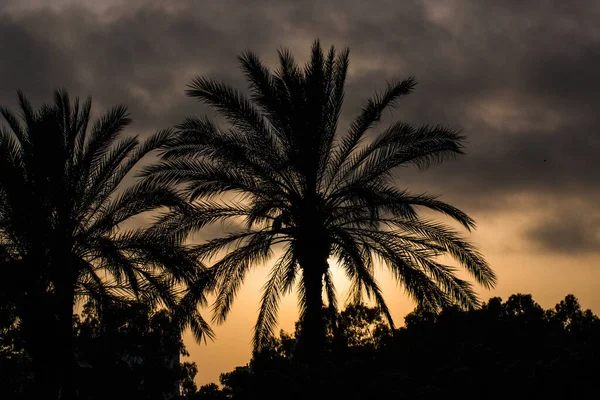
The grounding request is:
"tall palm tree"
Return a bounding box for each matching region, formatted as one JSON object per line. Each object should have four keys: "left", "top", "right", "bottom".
{"left": 0, "top": 90, "right": 212, "bottom": 399}
{"left": 144, "top": 40, "right": 496, "bottom": 365}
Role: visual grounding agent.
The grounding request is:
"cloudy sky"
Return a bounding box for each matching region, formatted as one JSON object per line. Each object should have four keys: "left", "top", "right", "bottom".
{"left": 2, "top": 0, "right": 599, "bottom": 386}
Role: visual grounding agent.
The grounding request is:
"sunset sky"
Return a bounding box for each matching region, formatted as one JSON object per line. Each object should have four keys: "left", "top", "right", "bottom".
{"left": 1, "top": 0, "right": 599, "bottom": 387}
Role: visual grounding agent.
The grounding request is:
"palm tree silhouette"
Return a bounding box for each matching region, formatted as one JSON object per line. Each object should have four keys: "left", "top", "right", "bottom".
{"left": 144, "top": 40, "right": 496, "bottom": 366}
{"left": 0, "top": 90, "right": 212, "bottom": 399}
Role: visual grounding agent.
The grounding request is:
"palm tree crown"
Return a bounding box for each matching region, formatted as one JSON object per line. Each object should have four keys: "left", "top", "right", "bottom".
{"left": 144, "top": 40, "right": 496, "bottom": 360}
{"left": 0, "top": 90, "right": 211, "bottom": 397}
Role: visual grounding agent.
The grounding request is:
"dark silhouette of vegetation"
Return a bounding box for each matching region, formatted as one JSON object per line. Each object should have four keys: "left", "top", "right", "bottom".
{"left": 192, "top": 294, "right": 599, "bottom": 400}
{"left": 143, "top": 39, "right": 495, "bottom": 367}
{"left": 0, "top": 298, "right": 31, "bottom": 399}
{"left": 0, "top": 90, "right": 212, "bottom": 399}
{"left": 4, "top": 292, "right": 598, "bottom": 399}
{"left": 72, "top": 300, "right": 198, "bottom": 400}
{"left": 1, "top": 299, "right": 202, "bottom": 399}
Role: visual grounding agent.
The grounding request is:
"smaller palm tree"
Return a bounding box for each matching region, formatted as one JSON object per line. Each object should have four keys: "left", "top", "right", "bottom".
{"left": 0, "top": 90, "right": 212, "bottom": 399}
{"left": 144, "top": 40, "right": 496, "bottom": 365}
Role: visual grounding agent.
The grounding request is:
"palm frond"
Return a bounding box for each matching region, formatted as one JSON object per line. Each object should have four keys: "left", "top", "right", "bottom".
{"left": 324, "top": 268, "right": 338, "bottom": 312}
{"left": 238, "top": 50, "right": 289, "bottom": 149}
{"left": 152, "top": 201, "right": 258, "bottom": 246}
{"left": 78, "top": 105, "right": 131, "bottom": 182}
{"left": 185, "top": 77, "right": 273, "bottom": 145}
{"left": 330, "top": 229, "right": 394, "bottom": 329}
{"left": 325, "top": 77, "right": 417, "bottom": 190}
{"left": 392, "top": 218, "right": 496, "bottom": 288}
{"left": 0, "top": 106, "right": 28, "bottom": 150}
{"left": 16, "top": 90, "right": 35, "bottom": 128}
{"left": 317, "top": 45, "right": 346, "bottom": 183}
{"left": 211, "top": 231, "right": 276, "bottom": 324}
{"left": 73, "top": 97, "right": 92, "bottom": 161}
{"left": 81, "top": 128, "right": 177, "bottom": 221}
{"left": 253, "top": 247, "right": 295, "bottom": 351}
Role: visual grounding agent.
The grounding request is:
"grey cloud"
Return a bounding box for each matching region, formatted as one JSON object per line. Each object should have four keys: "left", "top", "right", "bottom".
{"left": 0, "top": 12, "right": 76, "bottom": 106}
{"left": 527, "top": 206, "right": 600, "bottom": 254}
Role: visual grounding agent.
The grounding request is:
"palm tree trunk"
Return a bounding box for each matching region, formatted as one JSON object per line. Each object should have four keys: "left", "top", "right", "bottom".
{"left": 21, "top": 287, "right": 60, "bottom": 398}
{"left": 28, "top": 318, "right": 59, "bottom": 399}
{"left": 55, "top": 281, "right": 76, "bottom": 400}
{"left": 300, "top": 261, "right": 326, "bottom": 367}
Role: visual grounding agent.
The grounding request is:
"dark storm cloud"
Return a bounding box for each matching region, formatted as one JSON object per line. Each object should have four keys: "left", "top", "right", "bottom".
{"left": 527, "top": 205, "right": 600, "bottom": 254}
{"left": 0, "top": 11, "right": 77, "bottom": 106}
{"left": 1, "top": 0, "right": 599, "bottom": 252}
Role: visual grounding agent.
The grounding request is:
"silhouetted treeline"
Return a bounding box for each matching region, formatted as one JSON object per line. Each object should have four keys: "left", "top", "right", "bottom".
{"left": 191, "top": 294, "right": 599, "bottom": 400}
{"left": 3, "top": 293, "right": 598, "bottom": 399}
